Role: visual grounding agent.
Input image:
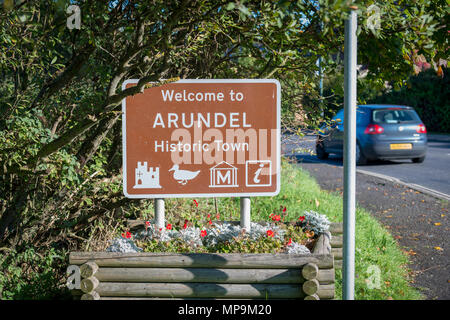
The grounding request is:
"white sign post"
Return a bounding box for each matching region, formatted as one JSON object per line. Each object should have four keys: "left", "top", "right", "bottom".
{"left": 343, "top": 9, "right": 357, "bottom": 300}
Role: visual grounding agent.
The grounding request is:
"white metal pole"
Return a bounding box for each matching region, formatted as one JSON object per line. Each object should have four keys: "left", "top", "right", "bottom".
{"left": 343, "top": 9, "right": 357, "bottom": 300}
{"left": 319, "top": 56, "right": 324, "bottom": 117}
{"left": 154, "top": 198, "right": 165, "bottom": 230}
{"left": 240, "top": 197, "right": 251, "bottom": 232}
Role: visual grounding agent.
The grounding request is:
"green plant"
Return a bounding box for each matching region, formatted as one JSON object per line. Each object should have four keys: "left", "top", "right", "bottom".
{"left": 136, "top": 224, "right": 308, "bottom": 255}
{"left": 210, "top": 235, "right": 285, "bottom": 254}
{"left": 370, "top": 67, "right": 449, "bottom": 133}
{"left": 133, "top": 218, "right": 309, "bottom": 255}
{"left": 0, "top": 247, "right": 70, "bottom": 300}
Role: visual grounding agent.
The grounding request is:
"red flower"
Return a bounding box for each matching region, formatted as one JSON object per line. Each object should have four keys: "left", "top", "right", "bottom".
{"left": 193, "top": 199, "right": 198, "bottom": 207}
{"left": 200, "top": 230, "right": 207, "bottom": 237}
{"left": 216, "top": 213, "right": 220, "bottom": 220}
{"left": 282, "top": 206, "right": 287, "bottom": 213}
{"left": 298, "top": 216, "right": 305, "bottom": 222}
{"left": 183, "top": 223, "right": 188, "bottom": 229}
{"left": 145, "top": 221, "right": 151, "bottom": 226}
{"left": 287, "top": 238, "right": 293, "bottom": 246}
{"left": 159, "top": 228, "right": 162, "bottom": 232}
{"left": 122, "top": 231, "right": 132, "bottom": 239}
{"left": 208, "top": 220, "right": 212, "bottom": 225}
{"left": 272, "top": 215, "right": 281, "bottom": 222}
{"left": 166, "top": 223, "right": 172, "bottom": 230}
{"left": 207, "top": 214, "right": 211, "bottom": 219}
{"left": 266, "top": 230, "right": 274, "bottom": 237}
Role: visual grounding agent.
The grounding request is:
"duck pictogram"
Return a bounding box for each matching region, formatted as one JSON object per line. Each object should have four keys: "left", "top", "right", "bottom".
{"left": 168, "top": 164, "right": 200, "bottom": 185}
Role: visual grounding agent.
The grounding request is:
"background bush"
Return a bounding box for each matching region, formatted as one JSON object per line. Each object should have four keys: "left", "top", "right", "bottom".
{"left": 0, "top": 247, "right": 70, "bottom": 300}
{"left": 320, "top": 67, "right": 449, "bottom": 133}
{"left": 370, "top": 67, "right": 449, "bottom": 133}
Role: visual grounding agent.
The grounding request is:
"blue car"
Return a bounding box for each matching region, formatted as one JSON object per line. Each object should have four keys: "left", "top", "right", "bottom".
{"left": 316, "top": 105, "right": 428, "bottom": 164}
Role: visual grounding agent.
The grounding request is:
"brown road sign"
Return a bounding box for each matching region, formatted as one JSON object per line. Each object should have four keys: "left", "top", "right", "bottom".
{"left": 122, "top": 79, "right": 280, "bottom": 198}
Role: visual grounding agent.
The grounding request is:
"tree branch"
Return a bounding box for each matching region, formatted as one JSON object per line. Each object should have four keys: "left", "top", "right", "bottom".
{"left": 29, "top": 44, "right": 96, "bottom": 110}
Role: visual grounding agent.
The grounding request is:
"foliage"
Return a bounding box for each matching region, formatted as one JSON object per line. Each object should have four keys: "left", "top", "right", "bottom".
{"left": 208, "top": 234, "right": 286, "bottom": 254}
{"left": 297, "top": 210, "right": 331, "bottom": 235}
{"left": 370, "top": 67, "right": 449, "bottom": 132}
{"left": 0, "top": 247, "right": 70, "bottom": 300}
{"left": 124, "top": 220, "right": 310, "bottom": 254}
{"left": 137, "top": 231, "right": 290, "bottom": 255}
{"left": 319, "top": 73, "right": 383, "bottom": 119}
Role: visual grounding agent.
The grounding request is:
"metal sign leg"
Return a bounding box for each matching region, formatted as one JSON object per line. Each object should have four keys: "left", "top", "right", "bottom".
{"left": 154, "top": 198, "right": 165, "bottom": 230}
{"left": 240, "top": 197, "right": 251, "bottom": 232}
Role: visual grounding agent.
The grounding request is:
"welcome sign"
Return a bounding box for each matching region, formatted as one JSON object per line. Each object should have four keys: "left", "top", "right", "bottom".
{"left": 122, "top": 79, "right": 280, "bottom": 198}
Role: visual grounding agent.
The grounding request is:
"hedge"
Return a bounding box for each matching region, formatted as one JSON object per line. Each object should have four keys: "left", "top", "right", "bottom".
{"left": 370, "top": 67, "right": 449, "bottom": 133}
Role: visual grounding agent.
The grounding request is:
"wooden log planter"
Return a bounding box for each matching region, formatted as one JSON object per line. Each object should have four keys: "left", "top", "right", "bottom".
{"left": 329, "top": 223, "right": 343, "bottom": 268}
{"left": 66, "top": 222, "right": 343, "bottom": 300}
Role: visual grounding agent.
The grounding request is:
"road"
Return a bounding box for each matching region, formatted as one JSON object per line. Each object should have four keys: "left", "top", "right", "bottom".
{"left": 282, "top": 133, "right": 450, "bottom": 198}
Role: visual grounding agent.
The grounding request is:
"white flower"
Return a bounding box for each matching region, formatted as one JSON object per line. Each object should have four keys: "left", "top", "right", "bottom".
{"left": 285, "top": 242, "right": 310, "bottom": 254}
{"left": 106, "top": 238, "right": 142, "bottom": 253}
{"left": 302, "top": 210, "right": 330, "bottom": 234}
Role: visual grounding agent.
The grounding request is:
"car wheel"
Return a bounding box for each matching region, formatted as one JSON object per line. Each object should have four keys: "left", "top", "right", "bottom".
{"left": 412, "top": 156, "right": 425, "bottom": 163}
{"left": 356, "top": 142, "right": 367, "bottom": 165}
{"left": 316, "top": 142, "right": 329, "bottom": 160}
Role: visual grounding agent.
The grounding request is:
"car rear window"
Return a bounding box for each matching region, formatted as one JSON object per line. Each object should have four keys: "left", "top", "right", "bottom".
{"left": 372, "top": 109, "right": 420, "bottom": 124}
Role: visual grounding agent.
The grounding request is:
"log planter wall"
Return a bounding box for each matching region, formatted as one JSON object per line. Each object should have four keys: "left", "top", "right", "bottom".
{"left": 67, "top": 223, "right": 343, "bottom": 300}
{"left": 329, "top": 223, "right": 343, "bottom": 268}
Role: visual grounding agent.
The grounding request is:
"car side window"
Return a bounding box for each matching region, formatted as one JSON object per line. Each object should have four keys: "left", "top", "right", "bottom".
{"left": 331, "top": 108, "right": 366, "bottom": 127}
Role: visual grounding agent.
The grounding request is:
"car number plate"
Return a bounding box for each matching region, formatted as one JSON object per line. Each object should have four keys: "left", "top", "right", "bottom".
{"left": 390, "top": 143, "right": 412, "bottom": 150}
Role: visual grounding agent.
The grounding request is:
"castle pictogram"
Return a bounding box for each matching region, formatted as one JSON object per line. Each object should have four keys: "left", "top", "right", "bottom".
{"left": 133, "top": 162, "right": 161, "bottom": 189}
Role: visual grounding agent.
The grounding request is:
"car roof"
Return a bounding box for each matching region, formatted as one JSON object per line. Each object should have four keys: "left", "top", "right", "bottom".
{"left": 358, "top": 104, "right": 412, "bottom": 109}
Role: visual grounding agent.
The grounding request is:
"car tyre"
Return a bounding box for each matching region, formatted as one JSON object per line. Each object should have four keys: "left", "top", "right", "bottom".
{"left": 356, "top": 142, "right": 367, "bottom": 165}
{"left": 412, "top": 156, "right": 425, "bottom": 163}
{"left": 316, "top": 142, "right": 329, "bottom": 160}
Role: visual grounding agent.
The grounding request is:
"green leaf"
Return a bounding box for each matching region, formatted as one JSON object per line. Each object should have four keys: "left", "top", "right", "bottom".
{"left": 225, "top": 2, "right": 235, "bottom": 10}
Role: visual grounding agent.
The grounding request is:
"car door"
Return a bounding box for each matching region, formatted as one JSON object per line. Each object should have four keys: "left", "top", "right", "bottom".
{"left": 324, "top": 109, "right": 344, "bottom": 153}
